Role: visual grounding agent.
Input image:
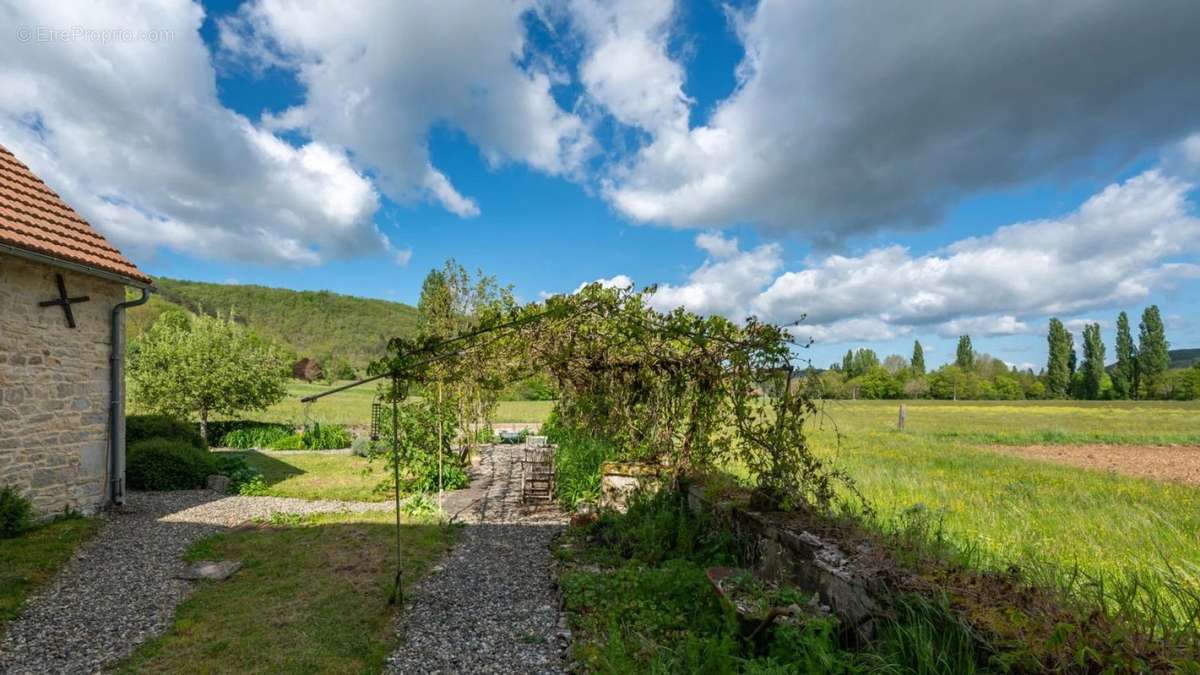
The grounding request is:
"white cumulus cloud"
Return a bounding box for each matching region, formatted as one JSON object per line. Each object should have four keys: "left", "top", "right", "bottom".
{"left": 0, "top": 0, "right": 392, "bottom": 266}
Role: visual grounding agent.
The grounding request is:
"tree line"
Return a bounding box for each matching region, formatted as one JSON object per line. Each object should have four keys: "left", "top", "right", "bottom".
{"left": 814, "top": 305, "right": 1200, "bottom": 401}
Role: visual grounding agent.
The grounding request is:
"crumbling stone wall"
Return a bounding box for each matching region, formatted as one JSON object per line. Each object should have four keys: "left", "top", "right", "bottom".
{"left": 0, "top": 252, "right": 124, "bottom": 515}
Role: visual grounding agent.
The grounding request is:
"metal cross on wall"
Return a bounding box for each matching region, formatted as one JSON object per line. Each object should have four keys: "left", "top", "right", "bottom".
{"left": 38, "top": 273, "right": 90, "bottom": 328}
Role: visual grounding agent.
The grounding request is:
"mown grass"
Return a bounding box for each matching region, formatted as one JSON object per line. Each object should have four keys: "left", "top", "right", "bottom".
{"left": 117, "top": 512, "right": 457, "bottom": 674}
{"left": 0, "top": 516, "right": 100, "bottom": 629}
{"left": 227, "top": 450, "right": 388, "bottom": 502}
{"left": 230, "top": 380, "right": 556, "bottom": 427}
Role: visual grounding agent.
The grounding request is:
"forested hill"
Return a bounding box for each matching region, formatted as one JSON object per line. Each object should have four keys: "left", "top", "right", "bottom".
{"left": 126, "top": 277, "right": 419, "bottom": 370}
{"left": 1171, "top": 348, "right": 1200, "bottom": 369}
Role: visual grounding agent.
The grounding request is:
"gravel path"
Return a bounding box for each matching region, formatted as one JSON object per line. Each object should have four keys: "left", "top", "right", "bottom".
{"left": 385, "top": 444, "right": 568, "bottom": 674}
{"left": 0, "top": 492, "right": 392, "bottom": 674}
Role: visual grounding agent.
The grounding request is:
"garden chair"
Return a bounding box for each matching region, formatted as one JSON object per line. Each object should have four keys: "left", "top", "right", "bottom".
{"left": 521, "top": 441, "right": 556, "bottom": 503}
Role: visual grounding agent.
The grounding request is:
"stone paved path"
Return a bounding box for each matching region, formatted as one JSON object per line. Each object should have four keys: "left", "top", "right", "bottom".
{"left": 385, "top": 444, "right": 568, "bottom": 674}
{"left": 0, "top": 492, "right": 391, "bottom": 674}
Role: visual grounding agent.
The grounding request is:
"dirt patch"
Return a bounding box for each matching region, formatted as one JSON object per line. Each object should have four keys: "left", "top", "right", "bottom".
{"left": 988, "top": 444, "right": 1200, "bottom": 486}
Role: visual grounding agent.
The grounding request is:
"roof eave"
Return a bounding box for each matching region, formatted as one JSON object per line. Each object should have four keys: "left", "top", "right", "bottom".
{"left": 0, "top": 241, "right": 154, "bottom": 290}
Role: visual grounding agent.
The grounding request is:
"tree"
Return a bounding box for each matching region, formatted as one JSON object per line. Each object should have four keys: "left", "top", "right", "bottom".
{"left": 1080, "top": 323, "right": 1106, "bottom": 400}
{"left": 1045, "top": 318, "right": 1072, "bottom": 398}
{"left": 855, "top": 367, "right": 902, "bottom": 399}
{"left": 130, "top": 311, "right": 288, "bottom": 442}
{"left": 911, "top": 340, "right": 926, "bottom": 376}
{"left": 882, "top": 354, "right": 910, "bottom": 375}
{"left": 849, "top": 348, "right": 879, "bottom": 377}
{"left": 1112, "top": 311, "right": 1137, "bottom": 399}
{"left": 1137, "top": 305, "right": 1170, "bottom": 398}
{"left": 841, "top": 350, "right": 854, "bottom": 375}
{"left": 955, "top": 335, "right": 975, "bottom": 371}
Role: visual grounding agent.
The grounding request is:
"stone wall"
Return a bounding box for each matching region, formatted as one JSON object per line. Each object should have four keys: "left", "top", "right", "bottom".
{"left": 0, "top": 252, "right": 124, "bottom": 515}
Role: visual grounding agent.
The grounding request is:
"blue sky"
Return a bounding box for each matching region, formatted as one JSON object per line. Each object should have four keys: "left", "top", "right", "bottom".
{"left": 3, "top": 0, "right": 1199, "bottom": 370}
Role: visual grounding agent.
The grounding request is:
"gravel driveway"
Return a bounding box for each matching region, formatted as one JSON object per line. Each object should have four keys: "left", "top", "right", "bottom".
{"left": 0, "top": 492, "right": 391, "bottom": 674}
{"left": 385, "top": 444, "right": 569, "bottom": 674}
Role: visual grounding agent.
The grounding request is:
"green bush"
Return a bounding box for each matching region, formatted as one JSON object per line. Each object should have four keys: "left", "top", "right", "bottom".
{"left": 0, "top": 486, "right": 34, "bottom": 538}
{"left": 301, "top": 423, "right": 352, "bottom": 450}
{"left": 213, "top": 455, "right": 267, "bottom": 495}
{"left": 267, "top": 434, "right": 306, "bottom": 450}
{"left": 218, "top": 423, "right": 294, "bottom": 449}
{"left": 126, "top": 415, "right": 206, "bottom": 450}
{"left": 126, "top": 438, "right": 218, "bottom": 491}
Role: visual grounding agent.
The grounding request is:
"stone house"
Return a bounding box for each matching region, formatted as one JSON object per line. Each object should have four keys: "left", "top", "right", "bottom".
{"left": 0, "top": 144, "right": 152, "bottom": 516}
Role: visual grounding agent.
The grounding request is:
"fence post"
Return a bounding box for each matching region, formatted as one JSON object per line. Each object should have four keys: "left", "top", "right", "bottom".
{"left": 898, "top": 403, "right": 907, "bottom": 431}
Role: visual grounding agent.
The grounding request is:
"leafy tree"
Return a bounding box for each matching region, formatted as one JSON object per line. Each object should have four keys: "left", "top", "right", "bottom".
{"left": 841, "top": 350, "right": 854, "bottom": 375}
{"left": 911, "top": 340, "right": 925, "bottom": 376}
{"left": 991, "top": 372, "right": 1025, "bottom": 400}
{"left": 130, "top": 311, "right": 288, "bottom": 442}
{"left": 929, "top": 365, "right": 975, "bottom": 400}
{"left": 1138, "top": 305, "right": 1170, "bottom": 399}
{"left": 848, "top": 348, "right": 879, "bottom": 378}
{"left": 1080, "top": 323, "right": 1106, "bottom": 400}
{"left": 955, "top": 335, "right": 975, "bottom": 371}
{"left": 1112, "top": 311, "right": 1137, "bottom": 399}
{"left": 1045, "top": 318, "right": 1073, "bottom": 398}
{"left": 882, "top": 354, "right": 910, "bottom": 375}
{"left": 415, "top": 259, "right": 516, "bottom": 458}
{"left": 855, "top": 366, "right": 902, "bottom": 399}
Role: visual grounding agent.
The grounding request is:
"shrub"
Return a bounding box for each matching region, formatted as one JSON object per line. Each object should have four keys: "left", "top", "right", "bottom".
{"left": 0, "top": 486, "right": 34, "bottom": 538}
{"left": 301, "top": 423, "right": 352, "bottom": 450}
{"left": 552, "top": 428, "right": 616, "bottom": 509}
{"left": 126, "top": 414, "right": 206, "bottom": 450}
{"left": 217, "top": 423, "right": 294, "bottom": 449}
{"left": 267, "top": 434, "right": 306, "bottom": 450}
{"left": 213, "top": 455, "right": 268, "bottom": 495}
{"left": 126, "top": 438, "right": 218, "bottom": 490}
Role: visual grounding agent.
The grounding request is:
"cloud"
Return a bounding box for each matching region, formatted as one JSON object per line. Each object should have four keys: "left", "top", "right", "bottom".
{"left": 637, "top": 169, "right": 1200, "bottom": 345}
{"left": 573, "top": 274, "right": 634, "bottom": 294}
{"left": 648, "top": 233, "right": 782, "bottom": 319}
{"left": 222, "top": 0, "right": 592, "bottom": 217}
{"left": 593, "top": 0, "right": 1200, "bottom": 240}
{"left": 0, "top": 0, "right": 389, "bottom": 266}
{"left": 392, "top": 248, "right": 413, "bottom": 267}
{"left": 568, "top": 0, "right": 689, "bottom": 135}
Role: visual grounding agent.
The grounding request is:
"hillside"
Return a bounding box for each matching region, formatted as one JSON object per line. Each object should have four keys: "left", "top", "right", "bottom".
{"left": 1169, "top": 348, "right": 1200, "bottom": 369}
{"left": 128, "top": 277, "right": 419, "bottom": 371}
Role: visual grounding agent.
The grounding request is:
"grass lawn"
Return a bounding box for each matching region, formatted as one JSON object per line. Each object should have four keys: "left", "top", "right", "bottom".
{"left": 0, "top": 517, "right": 100, "bottom": 629}
{"left": 230, "top": 450, "right": 389, "bottom": 502}
{"left": 797, "top": 399, "right": 1200, "bottom": 634}
{"left": 220, "top": 380, "right": 556, "bottom": 427}
{"left": 117, "top": 512, "right": 458, "bottom": 674}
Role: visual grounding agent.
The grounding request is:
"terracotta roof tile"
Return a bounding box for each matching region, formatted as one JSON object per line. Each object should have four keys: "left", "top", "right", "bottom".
{"left": 0, "top": 144, "right": 150, "bottom": 285}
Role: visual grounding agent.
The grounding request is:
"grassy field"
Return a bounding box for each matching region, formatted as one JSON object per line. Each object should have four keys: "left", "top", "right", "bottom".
{"left": 809, "top": 398, "right": 1200, "bottom": 445}
{"left": 230, "top": 450, "right": 388, "bottom": 502}
{"left": 118, "top": 512, "right": 457, "bottom": 673}
{"left": 0, "top": 517, "right": 100, "bottom": 630}
{"left": 233, "top": 380, "right": 555, "bottom": 427}
{"left": 799, "top": 400, "right": 1200, "bottom": 634}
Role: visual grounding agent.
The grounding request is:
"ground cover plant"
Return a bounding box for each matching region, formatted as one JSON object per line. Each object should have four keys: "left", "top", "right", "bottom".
{"left": 0, "top": 515, "right": 99, "bottom": 629}
{"left": 559, "top": 490, "right": 999, "bottom": 673}
{"left": 116, "top": 511, "right": 456, "bottom": 673}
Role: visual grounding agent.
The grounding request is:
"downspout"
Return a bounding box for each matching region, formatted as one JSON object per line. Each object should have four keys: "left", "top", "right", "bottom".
{"left": 110, "top": 287, "right": 150, "bottom": 505}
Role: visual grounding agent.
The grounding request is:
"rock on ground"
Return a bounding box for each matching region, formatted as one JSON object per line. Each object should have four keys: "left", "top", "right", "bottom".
{"left": 385, "top": 444, "right": 569, "bottom": 674}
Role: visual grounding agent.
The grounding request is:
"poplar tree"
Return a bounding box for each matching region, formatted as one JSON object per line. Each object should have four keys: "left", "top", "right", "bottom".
{"left": 911, "top": 340, "right": 926, "bottom": 376}
{"left": 1080, "top": 323, "right": 1106, "bottom": 400}
{"left": 1112, "top": 311, "right": 1137, "bottom": 399}
{"left": 1045, "top": 318, "right": 1072, "bottom": 398}
{"left": 1138, "top": 305, "right": 1170, "bottom": 399}
{"left": 955, "top": 335, "right": 975, "bottom": 371}
{"left": 842, "top": 350, "right": 854, "bottom": 374}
